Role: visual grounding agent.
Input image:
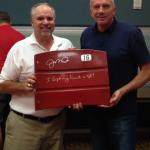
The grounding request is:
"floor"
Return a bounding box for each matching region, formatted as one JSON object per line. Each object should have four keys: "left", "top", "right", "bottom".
{"left": 64, "top": 129, "right": 150, "bottom": 150}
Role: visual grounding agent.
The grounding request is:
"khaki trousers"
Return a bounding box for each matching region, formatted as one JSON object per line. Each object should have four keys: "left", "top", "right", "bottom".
{"left": 4, "top": 110, "right": 65, "bottom": 150}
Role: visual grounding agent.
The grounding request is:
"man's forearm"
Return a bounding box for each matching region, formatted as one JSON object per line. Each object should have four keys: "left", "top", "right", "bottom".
{"left": 119, "top": 62, "right": 150, "bottom": 96}
{"left": 0, "top": 80, "right": 28, "bottom": 94}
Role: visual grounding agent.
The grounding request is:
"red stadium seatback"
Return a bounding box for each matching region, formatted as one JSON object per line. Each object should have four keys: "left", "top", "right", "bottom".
{"left": 34, "top": 49, "right": 110, "bottom": 110}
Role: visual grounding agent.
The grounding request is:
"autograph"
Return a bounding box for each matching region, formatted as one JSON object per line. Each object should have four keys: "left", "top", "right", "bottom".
{"left": 45, "top": 56, "right": 70, "bottom": 68}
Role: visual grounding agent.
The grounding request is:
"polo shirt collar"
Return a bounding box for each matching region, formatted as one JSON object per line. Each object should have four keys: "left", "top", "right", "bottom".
{"left": 28, "top": 33, "right": 64, "bottom": 51}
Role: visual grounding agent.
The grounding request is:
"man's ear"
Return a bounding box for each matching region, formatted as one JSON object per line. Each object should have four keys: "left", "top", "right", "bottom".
{"left": 90, "top": 8, "right": 93, "bottom": 19}
{"left": 31, "top": 19, "right": 33, "bottom": 27}
{"left": 114, "top": 7, "right": 117, "bottom": 16}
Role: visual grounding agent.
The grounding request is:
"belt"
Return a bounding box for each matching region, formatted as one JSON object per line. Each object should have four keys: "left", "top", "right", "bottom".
{"left": 11, "top": 109, "right": 62, "bottom": 123}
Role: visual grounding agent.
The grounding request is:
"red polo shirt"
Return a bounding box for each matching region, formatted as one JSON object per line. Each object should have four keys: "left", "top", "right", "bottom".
{"left": 0, "top": 24, "right": 25, "bottom": 71}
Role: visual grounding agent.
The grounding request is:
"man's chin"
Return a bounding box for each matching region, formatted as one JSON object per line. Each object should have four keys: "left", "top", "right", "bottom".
{"left": 97, "top": 20, "right": 106, "bottom": 25}
{"left": 41, "top": 32, "right": 52, "bottom": 37}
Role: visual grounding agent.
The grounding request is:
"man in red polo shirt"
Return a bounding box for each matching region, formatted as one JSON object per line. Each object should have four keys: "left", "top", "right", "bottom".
{"left": 0, "top": 11, "right": 25, "bottom": 149}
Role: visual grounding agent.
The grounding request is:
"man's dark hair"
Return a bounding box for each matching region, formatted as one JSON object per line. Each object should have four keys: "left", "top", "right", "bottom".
{"left": 0, "top": 11, "right": 11, "bottom": 23}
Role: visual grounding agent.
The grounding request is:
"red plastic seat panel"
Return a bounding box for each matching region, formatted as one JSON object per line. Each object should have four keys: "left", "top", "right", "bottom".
{"left": 34, "top": 49, "right": 110, "bottom": 110}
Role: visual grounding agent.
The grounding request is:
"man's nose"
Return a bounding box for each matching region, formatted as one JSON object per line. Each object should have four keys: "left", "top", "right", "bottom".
{"left": 43, "top": 18, "right": 49, "bottom": 24}
{"left": 98, "top": 6, "right": 104, "bottom": 12}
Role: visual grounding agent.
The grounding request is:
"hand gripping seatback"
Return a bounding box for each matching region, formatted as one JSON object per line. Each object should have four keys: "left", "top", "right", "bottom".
{"left": 34, "top": 49, "right": 110, "bottom": 110}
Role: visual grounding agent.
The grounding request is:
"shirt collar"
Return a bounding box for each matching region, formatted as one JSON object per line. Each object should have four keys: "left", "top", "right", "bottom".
{"left": 28, "top": 33, "right": 63, "bottom": 50}
{"left": 29, "top": 33, "right": 38, "bottom": 44}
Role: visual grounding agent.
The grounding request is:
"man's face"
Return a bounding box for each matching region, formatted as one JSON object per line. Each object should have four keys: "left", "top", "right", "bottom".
{"left": 90, "top": 0, "right": 116, "bottom": 27}
{"left": 31, "top": 5, "right": 55, "bottom": 37}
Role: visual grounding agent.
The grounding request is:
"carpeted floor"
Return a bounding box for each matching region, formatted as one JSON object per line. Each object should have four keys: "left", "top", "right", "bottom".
{"left": 64, "top": 129, "right": 150, "bottom": 150}
{"left": 136, "top": 129, "right": 150, "bottom": 150}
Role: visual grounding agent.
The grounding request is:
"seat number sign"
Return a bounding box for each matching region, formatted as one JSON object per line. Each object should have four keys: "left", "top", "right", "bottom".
{"left": 81, "top": 54, "right": 92, "bottom": 61}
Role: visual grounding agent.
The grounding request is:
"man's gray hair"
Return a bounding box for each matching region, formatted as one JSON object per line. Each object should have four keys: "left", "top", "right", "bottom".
{"left": 90, "top": 0, "right": 115, "bottom": 7}
{"left": 31, "top": 2, "right": 56, "bottom": 19}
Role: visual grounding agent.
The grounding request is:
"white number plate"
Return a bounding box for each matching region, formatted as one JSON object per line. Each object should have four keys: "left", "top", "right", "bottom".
{"left": 81, "top": 54, "right": 92, "bottom": 61}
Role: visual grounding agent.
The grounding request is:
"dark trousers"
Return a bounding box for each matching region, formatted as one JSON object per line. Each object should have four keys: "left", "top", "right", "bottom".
{"left": 87, "top": 109, "right": 137, "bottom": 150}
{"left": 0, "top": 94, "right": 11, "bottom": 141}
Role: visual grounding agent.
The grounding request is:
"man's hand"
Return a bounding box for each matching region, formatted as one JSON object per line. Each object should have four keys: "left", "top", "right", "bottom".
{"left": 25, "top": 75, "right": 36, "bottom": 91}
{"left": 98, "top": 89, "right": 124, "bottom": 108}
